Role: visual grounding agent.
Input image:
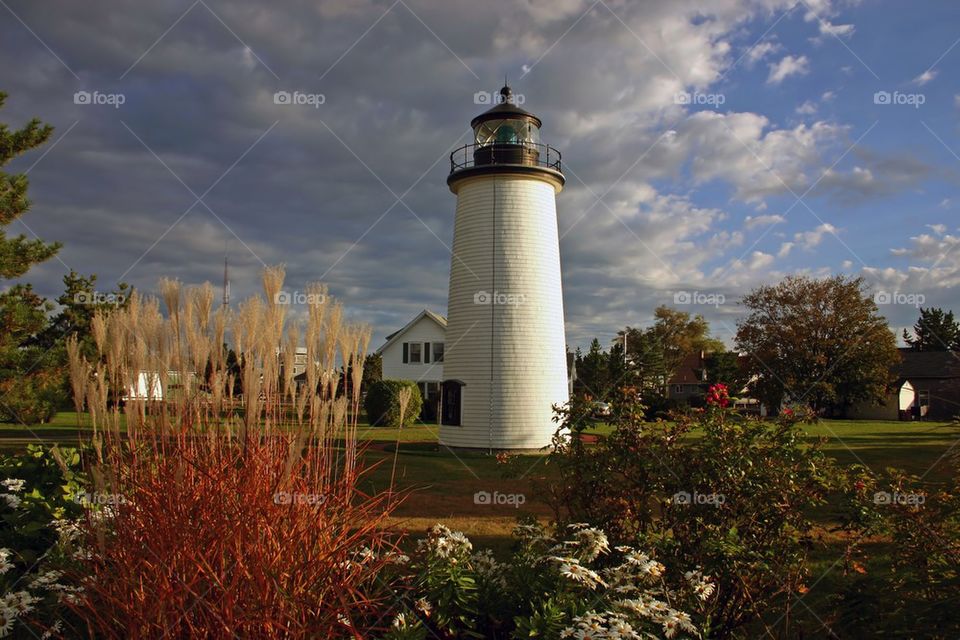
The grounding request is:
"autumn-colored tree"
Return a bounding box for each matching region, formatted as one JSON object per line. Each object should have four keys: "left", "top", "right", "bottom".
{"left": 736, "top": 275, "right": 899, "bottom": 414}
{"left": 649, "top": 306, "right": 724, "bottom": 378}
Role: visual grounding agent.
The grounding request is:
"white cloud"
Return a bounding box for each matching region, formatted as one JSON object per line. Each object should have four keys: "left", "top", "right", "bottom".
{"left": 767, "top": 55, "right": 810, "bottom": 84}
{"left": 748, "top": 251, "right": 775, "bottom": 270}
{"left": 744, "top": 40, "right": 781, "bottom": 67}
{"left": 816, "top": 20, "right": 855, "bottom": 39}
{"left": 794, "top": 223, "right": 840, "bottom": 250}
{"left": 744, "top": 214, "right": 786, "bottom": 229}
{"left": 841, "top": 260, "right": 853, "bottom": 269}
{"left": 796, "top": 100, "right": 817, "bottom": 115}
{"left": 928, "top": 223, "right": 947, "bottom": 235}
{"left": 913, "top": 70, "right": 937, "bottom": 86}
{"left": 675, "top": 111, "right": 846, "bottom": 203}
{"left": 778, "top": 242, "right": 794, "bottom": 258}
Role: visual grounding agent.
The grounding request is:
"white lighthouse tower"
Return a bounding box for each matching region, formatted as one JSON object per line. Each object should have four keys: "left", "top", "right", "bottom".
{"left": 439, "top": 86, "right": 568, "bottom": 450}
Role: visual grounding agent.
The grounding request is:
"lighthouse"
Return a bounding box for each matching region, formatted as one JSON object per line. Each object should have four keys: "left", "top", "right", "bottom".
{"left": 439, "top": 86, "right": 568, "bottom": 451}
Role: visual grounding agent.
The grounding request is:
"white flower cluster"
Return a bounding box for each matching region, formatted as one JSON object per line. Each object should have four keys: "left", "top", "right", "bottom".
{"left": 408, "top": 523, "right": 711, "bottom": 640}
{"left": 417, "top": 524, "right": 473, "bottom": 560}
{"left": 683, "top": 570, "right": 716, "bottom": 602}
{"left": 469, "top": 548, "right": 505, "bottom": 587}
{"left": 0, "top": 516, "right": 88, "bottom": 638}
{"left": 615, "top": 597, "right": 697, "bottom": 638}
{"left": 1, "top": 480, "right": 25, "bottom": 493}
{"left": 0, "top": 590, "right": 36, "bottom": 637}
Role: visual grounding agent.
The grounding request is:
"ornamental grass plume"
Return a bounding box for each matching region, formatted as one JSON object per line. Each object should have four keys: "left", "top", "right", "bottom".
{"left": 63, "top": 268, "right": 402, "bottom": 639}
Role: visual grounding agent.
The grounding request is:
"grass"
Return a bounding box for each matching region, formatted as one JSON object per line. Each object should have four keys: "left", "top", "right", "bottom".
{"left": 3, "top": 413, "right": 957, "bottom": 534}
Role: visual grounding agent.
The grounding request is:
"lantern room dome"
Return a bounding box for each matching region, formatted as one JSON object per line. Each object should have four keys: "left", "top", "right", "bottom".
{"left": 470, "top": 86, "right": 542, "bottom": 129}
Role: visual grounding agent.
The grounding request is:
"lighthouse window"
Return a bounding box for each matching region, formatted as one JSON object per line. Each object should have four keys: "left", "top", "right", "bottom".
{"left": 474, "top": 119, "right": 539, "bottom": 146}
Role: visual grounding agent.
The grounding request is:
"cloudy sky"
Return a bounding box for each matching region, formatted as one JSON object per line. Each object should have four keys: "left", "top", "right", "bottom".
{"left": 1, "top": 0, "right": 958, "bottom": 349}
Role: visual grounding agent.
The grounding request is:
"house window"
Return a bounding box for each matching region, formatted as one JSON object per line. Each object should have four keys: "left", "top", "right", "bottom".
{"left": 433, "top": 342, "right": 444, "bottom": 363}
{"left": 674, "top": 384, "right": 683, "bottom": 394}
{"left": 409, "top": 342, "right": 421, "bottom": 363}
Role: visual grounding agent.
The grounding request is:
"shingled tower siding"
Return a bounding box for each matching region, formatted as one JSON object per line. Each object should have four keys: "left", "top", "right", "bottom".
{"left": 440, "top": 173, "right": 568, "bottom": 450}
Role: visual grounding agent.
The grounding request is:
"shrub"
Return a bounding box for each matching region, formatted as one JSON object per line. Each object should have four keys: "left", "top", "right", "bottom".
{"left": 384, "top": 522, "right": 712, "bottom": 639}
{"left": 0, "top": 371, "right": 63, "bottom": 425}
{"left": 0, "top": 445, "right": 88, "bottom": 637}
{"left": 831, "top": 443, "right": 960, "bottom": 637}
{"left": 545, "top": 387, "right": 839, "bottom": 638}
{"left": 364, "top": 379, "right": 422, "bottom": 428}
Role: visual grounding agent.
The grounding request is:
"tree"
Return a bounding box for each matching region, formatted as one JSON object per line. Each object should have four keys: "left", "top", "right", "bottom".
{"left": 361, "top": 352, "right": 382, "bottom": 394}
{"left": 0, "top": 285, "right": 63, "bottom": 423}
{"left": 0, "top": 92, "right": 58, "bottom": 279}
{"left": 34, "top": 270, "right": 131, "bottom": 354}
{"left": 575, "top": 338, "right": 609, "bottom": 398}
{"left": 0, "top": 92, "right": 63, "bottom": 424}
{"left": 903, "top": 307, "right": 960, "bottom": 351}
{"left": 705, "top": 351, "right": 751, "bottom": 395}
{"left": 736, "top": 275, "right": 899, "bottom": 414}
{"left": 614, "top": 327, "right": 668, "bottom": 394}
{"left": 648, "top": 306, "right": 724, "bottom": 380}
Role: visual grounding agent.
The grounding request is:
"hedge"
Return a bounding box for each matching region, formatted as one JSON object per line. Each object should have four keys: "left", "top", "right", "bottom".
{"left": 364, "top": 380, "right": 422, "bottom": 428}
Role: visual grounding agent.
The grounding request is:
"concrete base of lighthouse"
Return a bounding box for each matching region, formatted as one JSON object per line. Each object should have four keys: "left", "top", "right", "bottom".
{"left": 439, "top": 171, "right": 568, "bottom": 451}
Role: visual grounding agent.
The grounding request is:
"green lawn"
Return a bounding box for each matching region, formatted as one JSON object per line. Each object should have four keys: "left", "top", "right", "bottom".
{"left": 3, "top": 413, "right": 957, "bottom": 535}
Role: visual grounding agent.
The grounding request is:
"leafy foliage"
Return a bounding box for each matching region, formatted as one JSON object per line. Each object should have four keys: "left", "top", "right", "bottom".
{"left": 364, "top": 379, "right": 423, "bottom": 428}
{"left": 546, "top": 396, "right": 839, "bottom": 638}
{"left": 0, "top": 444, "right": 88, "bottom": 636}
{"left": 736, "top": 275, "right": 900, "bottom": 414}
{"left": 0, "top": 285, "right": 65, "bottom": 424}
{"left": 832, "top": 429, "right": 960, "bottom": 638}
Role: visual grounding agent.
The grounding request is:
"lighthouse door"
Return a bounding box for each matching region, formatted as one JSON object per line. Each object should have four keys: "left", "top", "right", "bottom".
{"left": 441, "top": 380, "right": 463, "bottom": 426}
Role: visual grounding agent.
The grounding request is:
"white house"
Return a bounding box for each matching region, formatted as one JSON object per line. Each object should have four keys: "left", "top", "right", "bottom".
{"left": 375, "top": 309, "right": 447, "bottom": 422}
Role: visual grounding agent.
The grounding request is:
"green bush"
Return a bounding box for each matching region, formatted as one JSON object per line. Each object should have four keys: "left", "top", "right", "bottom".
{"left": 0, "top": 370, "right": 64, "bottom": 425}
{"left": 546, "top": 387, "right": 839, "bottom": 639}
{"left": 0, "top": 444, "right": 89, "bottom": 636}
{"left": 364, "top": 380, "right": 422, "bottom": 428}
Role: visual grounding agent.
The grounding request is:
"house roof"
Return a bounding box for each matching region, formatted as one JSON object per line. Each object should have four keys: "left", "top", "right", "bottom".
{"left": 896, "top": 348, "right": 960, "bottom": 380}
{"left": 376, "top": 309, "right": 447, "bottom": 355}
{"left": 668, "top": 351, "right": 707, "bottom": 384}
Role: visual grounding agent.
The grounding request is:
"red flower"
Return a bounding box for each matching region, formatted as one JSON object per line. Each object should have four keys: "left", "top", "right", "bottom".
{"left": 705, "top": 383, "right": 730, "bottom": 408}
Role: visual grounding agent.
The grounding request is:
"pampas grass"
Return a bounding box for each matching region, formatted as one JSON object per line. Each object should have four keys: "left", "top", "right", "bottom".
{"left": 64, "top": 268, "right": 400, "bottom": 638}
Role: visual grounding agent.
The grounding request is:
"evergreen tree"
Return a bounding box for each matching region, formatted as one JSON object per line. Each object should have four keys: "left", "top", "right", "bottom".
{"left": 903, "top": 307, "right": 960, "bottom": 351}
{"left": 576, "top": 338, "right": 610, "bottom": 399}
{"left": 0, "top": 92, "right": 63, "bottom": 423}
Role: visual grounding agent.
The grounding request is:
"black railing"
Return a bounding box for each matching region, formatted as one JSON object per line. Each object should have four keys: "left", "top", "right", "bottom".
{"left": 449, "top": 142, "right": 562, "bottom": 174}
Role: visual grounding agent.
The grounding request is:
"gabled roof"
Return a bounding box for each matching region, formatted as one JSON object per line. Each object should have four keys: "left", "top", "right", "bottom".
{"left": 375, "top": 309, "right": 447, "bottom": 355}
{"left": 668, "top": 351, "right": 708, "bottom": 384}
